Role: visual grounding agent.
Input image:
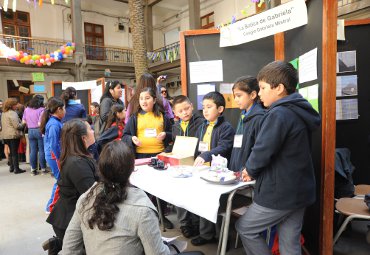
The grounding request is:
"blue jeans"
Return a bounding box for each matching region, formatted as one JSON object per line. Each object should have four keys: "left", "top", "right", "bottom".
{"left": 236, "top": 202, "right": 305, "bottom": 255}
{"left": 28, "top": 128, "right": 46, "bottom": 169}
{"left": 45, "top": 157, "right": 60, "bottom": 212}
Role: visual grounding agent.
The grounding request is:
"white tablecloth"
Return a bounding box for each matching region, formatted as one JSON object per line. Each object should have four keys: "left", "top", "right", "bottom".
{"left": 130, "top": 165, "right": 255, "bottom": 223}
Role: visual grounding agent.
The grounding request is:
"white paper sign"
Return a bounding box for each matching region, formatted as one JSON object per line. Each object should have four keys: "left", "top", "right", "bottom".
{"left": 337, "top": 19, "right": 345, "bottom": 41}
{"left": 220, "top": 0, "right": 308, "bottom": 47}
{"left": 91, "top": 84, "right": 103, "bottom": 103}
{"left": 299, "top": 48, "right": 318, "bottom": 84}
{"left": 189, "top": 60, "right": 223, "bottom": 84}
{"left": 62, "top": 80, "right": 97, "bottom": 90}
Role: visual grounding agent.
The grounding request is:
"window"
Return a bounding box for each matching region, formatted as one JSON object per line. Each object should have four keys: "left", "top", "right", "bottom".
{"left": 1, "top": 10, "right": 31, "bottom": 51}
{"left": 84, "top": 23, "right": 105, "bottom": 60}
{"left": 201, "top": 12, "right": 214, "bottom": 29}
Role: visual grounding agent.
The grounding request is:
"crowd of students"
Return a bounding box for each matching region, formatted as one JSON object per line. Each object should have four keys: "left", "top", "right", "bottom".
{"left": 1, "top": 60, "right": 320, "bottom": 255}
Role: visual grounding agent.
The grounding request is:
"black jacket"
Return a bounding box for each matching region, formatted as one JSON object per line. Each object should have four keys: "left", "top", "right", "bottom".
{"left": 167, "top": 113, "right": 204, "bottom": 153}
{"left": 46, "top": 156, "right": 97, "bottom": 230}
{"left": 195, "top": 116, "right": 235, "bottom": 163}
{"left": 246, "top": 93, "right": 321, "bottom": 210}
{"left": 122, "top": 112, "right": 172, "bottom": 153}
{"left": 99, "top": 96, "right": 124, "bottom": 134}
{"left": 229, "top": 103, "right": 265, "bottom": 171}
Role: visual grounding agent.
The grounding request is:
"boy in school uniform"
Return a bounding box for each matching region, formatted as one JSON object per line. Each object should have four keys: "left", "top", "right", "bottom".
{"left": 170, "top": 95, "right": 205, "bottom": 238}
{"left": 236, "top": 61, "right": 321, "bottom": 255}
{"left": 192, "top": 91, "right": 235, "bottom": 246}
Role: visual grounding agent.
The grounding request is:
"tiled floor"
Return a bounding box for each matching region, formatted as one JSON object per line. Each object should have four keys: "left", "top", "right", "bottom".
{"left": 0, "top": 160, "right": 369, "bottom": 255}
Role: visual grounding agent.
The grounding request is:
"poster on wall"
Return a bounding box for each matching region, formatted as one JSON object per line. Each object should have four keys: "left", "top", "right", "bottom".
{"left": 337, "top": 51, "right": 356, "bottom": 73}
{"left": 197, "top": 84, "right": 216, "bottom": 110}
{"left": 220, "top": 83, "right": 238, "bottom": 109}
{"left": 336, "top": 98, "right": 359, "bottom": 120}
{"left": 336, "top": 75, "right": 358, "bottom": 97}
{"left": 189, "top": 60, "right": 223, "bottom": 84}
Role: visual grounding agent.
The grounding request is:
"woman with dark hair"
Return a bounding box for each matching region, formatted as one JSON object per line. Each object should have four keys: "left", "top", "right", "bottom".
{"left": 62, "top": 141, "right": 170, "bottom": 255}
{"left": 43, "top": 118, "right": 97, "bottom": 255}
{"left": 40, "top": 97, "right": 65, "bottom": 213}
{"left": 61, "top": 87, "right": 86, "bottom": 123}
{"left": 99, "top": 80, "right": 124, "bottom": 133}
{"left": 22, "top": 95, "right": 47, "bottom": 175}
{"left": 125, "top": 73, "right": 174, "bottom": 124}
{"left": 1, "top": 98, "right": 26, "bottom": 174}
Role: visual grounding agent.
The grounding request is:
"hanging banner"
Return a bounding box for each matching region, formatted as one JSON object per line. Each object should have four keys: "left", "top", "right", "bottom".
{"left": 220, "top": 0, "right": 308, "bottom": 47}
{"left": 62, "top": 80, "right": 97, "bottom": 90}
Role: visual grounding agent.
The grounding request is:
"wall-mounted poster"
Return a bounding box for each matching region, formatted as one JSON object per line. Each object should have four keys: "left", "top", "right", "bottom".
{"left": 336, "top": 98, "right": 359, "bottom": 120}
{"left": 336, "top": 75, "right": 358, "bottom": 97}
{"left": 337, "top": 50, "right": 356, "bottom": 73}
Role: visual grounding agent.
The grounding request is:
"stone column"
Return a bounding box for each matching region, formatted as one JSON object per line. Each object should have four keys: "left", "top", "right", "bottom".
{"left": 71, "top": 0, "right": 85, "bottom": 81}
{"left": 188, "top": 0, "right": 201, "bottom": 30}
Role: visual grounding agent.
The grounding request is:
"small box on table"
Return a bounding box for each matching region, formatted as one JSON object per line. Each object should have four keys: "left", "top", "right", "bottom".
{"left": 157, "top": 136, "right": 198, "bottom": 166}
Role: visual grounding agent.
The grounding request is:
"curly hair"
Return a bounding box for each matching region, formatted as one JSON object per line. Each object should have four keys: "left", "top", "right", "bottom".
{"left": 81, "top": 141, "right": 135, "bottom": 231}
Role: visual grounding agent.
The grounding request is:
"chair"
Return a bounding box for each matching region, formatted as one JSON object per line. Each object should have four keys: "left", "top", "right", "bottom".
{"left": 333, "top": 197, "right": 370, "bottom": 244}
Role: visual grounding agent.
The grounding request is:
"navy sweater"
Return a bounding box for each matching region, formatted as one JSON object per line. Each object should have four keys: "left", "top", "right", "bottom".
{"left": 62, "top": 101, "right": 86, "bottom": 123}
{"left": 246, "top": 93, "right": 321, "bottom": 210}
{"left": 229, "top": 103, "right": 265, "bottom": 172}
{"left": 195, "top": 116, "right": 235, "bottom": 163}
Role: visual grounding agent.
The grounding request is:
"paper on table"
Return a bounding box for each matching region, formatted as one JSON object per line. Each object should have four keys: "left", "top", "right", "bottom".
{"left": 299, "top": 48, "right": 318, "bottom": 84}
{"left": 189, "top": 60, "right": 223, "bottom": 84}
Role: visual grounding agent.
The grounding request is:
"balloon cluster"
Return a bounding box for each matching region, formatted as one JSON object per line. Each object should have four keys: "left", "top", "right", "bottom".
{"left": 6, "top": 42, "right": 75, "bottom": 67}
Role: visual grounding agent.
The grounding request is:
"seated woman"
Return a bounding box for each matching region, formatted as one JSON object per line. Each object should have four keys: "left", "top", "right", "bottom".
{"left": 43, "top": 119, "right": 98, "bottom": 255}
{"left": 62, "top": 141, "right": 170, "bottom": 255}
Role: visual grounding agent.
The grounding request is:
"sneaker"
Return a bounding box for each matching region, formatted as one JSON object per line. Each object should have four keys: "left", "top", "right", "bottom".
{"left": 31, "top": 170, "right": 38, "bottom": 176}
{"left": 14, "top": 169, "right": 26, "bottom": 174}
{"left": 41, "top": 169, "right": 50, "bottom": 175}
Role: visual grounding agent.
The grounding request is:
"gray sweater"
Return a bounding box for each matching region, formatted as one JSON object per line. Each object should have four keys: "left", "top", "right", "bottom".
{"left": 62, "top": 185, "right": 170, "bottom": 255}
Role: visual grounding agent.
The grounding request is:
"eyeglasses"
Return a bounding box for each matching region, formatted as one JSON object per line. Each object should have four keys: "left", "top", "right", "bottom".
{"left": 161, "top": 90, "right": 167, "bottom": 94}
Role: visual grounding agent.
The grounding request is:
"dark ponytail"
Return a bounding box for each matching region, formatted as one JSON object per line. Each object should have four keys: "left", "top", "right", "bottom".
{"left": 61, "top": 87, "right": 77, "bottom": 106}
{"left": 232, "top": 76, "right": 260, "bottom": 103}
{"left": 40, "top": 97, "right": 64, "bottom": 134}
{"left": 82, "top": 141, "right": 135, "bottom": 231}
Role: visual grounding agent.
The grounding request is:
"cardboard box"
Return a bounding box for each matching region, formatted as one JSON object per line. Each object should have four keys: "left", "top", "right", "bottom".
{"left": 157, "top": 136, "right": 198, "bottom": 166}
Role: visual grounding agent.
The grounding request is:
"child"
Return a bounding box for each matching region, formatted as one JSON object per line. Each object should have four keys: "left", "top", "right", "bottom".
{"left": 98, "top": 104, "right": 126, "bottom": 148}
{"left": 171, "top": 95, "right": 204, "bottom": 238}
{"left": 40, "top": 97, "right": 65, "bottom": 213}
{"left": 235, "top": 61, "right": 321, "bottom": 255}
{"left": 192, "top": 91, "right": 235, "bottom": 246}
{"left": 122, "top": 86, "right": 173, "bottom": 229}
{"left": 229, "top": 76, "right": 265, "bottom": 172}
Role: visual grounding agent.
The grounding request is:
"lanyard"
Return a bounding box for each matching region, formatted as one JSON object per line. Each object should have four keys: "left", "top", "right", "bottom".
{"left": 236, "top": 103, "right": 256, "bottom": 134}
{"left": 180, "top": 115, "right": 193, "bottom": 137}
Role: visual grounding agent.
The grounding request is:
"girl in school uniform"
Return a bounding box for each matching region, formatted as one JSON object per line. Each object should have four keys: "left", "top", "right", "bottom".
{"left": 229, "top": 76, "right": 265, "bottom": 172}
{"left": 40, "top": 97, "right": 65, "bottom": 213}
{"left": 97, "top": 104, "right": 126, "bottom": 149}
{"left": 123, "top": 86, "right": 172, "bottom": 158}
{"left": 122, "top": 86, "right": 174, "bottom": 229}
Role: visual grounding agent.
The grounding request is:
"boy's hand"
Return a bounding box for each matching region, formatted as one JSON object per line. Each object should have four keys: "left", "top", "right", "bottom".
{"left": 242, "top": 168, "right": 253, "bottom": 182}
{"left": 132, "top": 136, "right": 142, "bottom": 146}
{"left": 193, "top": 157, "right": 205, "bottom": 166}
{"left": 156, "top": 132, "right": 166, "bottom": 141}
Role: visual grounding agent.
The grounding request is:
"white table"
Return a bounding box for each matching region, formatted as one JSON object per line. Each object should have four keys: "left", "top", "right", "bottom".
{"left": 130, "top": 165, "right": 255, "bottom": 255}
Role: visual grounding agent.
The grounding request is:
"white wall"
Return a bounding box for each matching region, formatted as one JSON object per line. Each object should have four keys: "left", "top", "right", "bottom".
{"left": 8, "top": 1, "right": 132, "bottom": 48}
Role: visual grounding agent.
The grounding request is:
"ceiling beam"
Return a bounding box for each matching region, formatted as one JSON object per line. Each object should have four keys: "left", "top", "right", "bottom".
{"left": 114, "top": 0, "right": 162, "bottom": 6}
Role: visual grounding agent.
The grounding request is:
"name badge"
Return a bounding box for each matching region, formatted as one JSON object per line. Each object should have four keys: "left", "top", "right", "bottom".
{"left": 144, "top": 128, "right": 157, "bottom": 137}
{"left": 198, "top": 141, "right": 209, "bottom": 152}
{"left": 233, "top": 135, "right": 243, "bottom": 148}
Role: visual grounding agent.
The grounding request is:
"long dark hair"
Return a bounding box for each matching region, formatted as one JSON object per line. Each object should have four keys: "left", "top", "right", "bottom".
{"left": 39, "top": 97, "right": 64, "bottom": 134}
{"left": 81, "top": 141, "right": 135, "bottom": 231}
{"left": 128, "top": 73, "right": 164, "bottom": 116}
{"left": 100, "top": 80, "right": 122, "bottom": 103}
{"left": 28, "top": 95, "right": 44, "bottom": 109}
{"left": 61, "top": 87, "right": 77, "bottom": 106}
{"left": 59, "top": 119, "right": 91, "bottom": 169}
{"left": 105, "top": 104, "right": 125, "bottom": 131}
{"left": 232, "top": 76, "right": 260, "bottom": 103}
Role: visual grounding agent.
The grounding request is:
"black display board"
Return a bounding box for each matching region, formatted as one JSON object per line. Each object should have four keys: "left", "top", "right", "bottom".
{"left": 52, "top": 82, "right": 89, "bottom": 113}
{"left": 284, "top": 0, "right": 323, "bottom": 252}
{"left": 184, "top": 33, "right": 275, "bottom": 127}
{"left": 336, "top": 23, "right": 370, "bottom": 184}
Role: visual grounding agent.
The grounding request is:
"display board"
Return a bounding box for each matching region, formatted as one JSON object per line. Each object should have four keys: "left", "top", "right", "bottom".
{"left": 336, "top": 20, "right": 370, "bottom": 184}
{"left": 180, "top": 1, "right": 337, "bottom": 254}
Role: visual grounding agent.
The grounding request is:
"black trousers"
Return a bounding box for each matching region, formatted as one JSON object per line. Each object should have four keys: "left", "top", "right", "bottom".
{"left": 4, "top": 139, "right": 20, "bottom": 170}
